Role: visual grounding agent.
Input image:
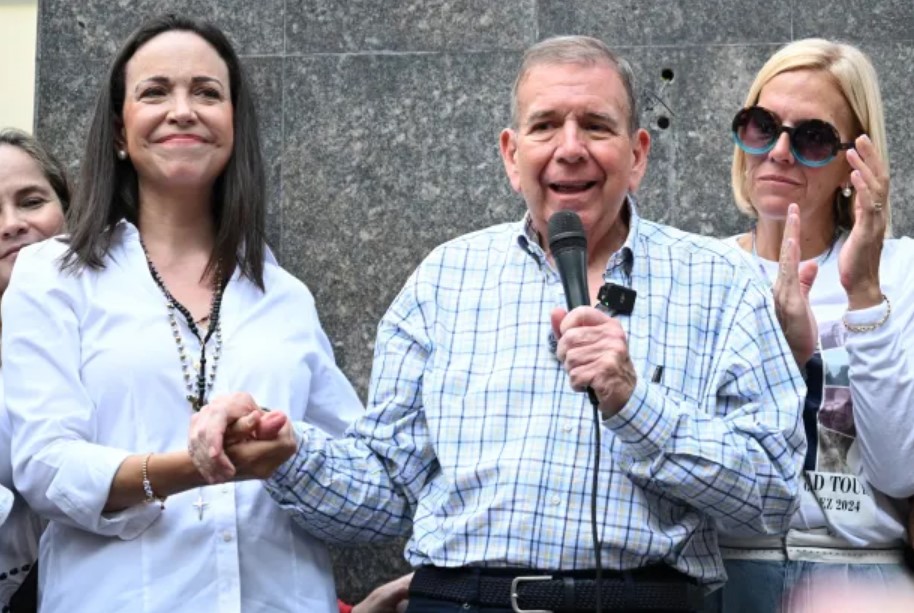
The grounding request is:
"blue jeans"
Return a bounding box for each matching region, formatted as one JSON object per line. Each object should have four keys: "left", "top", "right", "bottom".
{"left": 703, "top": 559, "right": 914, "bottom": 613}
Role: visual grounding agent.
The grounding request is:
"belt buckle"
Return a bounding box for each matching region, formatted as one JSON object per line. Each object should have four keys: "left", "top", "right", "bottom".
{"left": 510, "top": 575, "right": 554, "bottom": 613}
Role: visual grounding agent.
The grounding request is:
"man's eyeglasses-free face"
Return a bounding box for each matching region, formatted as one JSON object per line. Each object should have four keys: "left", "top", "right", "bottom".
{"left": 732, "top": 106, "right": 855, "bottom": 167}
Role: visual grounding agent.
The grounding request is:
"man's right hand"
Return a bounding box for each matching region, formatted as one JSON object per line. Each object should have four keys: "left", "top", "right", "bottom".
{"left": 189, "top": 392, "right": 288, "bottom": 483}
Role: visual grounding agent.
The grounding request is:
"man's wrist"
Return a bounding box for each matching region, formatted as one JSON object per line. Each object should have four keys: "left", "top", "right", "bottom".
{"left": 270, "top": 425, "right": 305, "bottom": 483}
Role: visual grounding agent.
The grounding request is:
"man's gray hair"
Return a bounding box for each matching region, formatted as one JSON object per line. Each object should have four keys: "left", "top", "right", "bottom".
{"left": 510, "top": 35, "right": 639, "bottom": 134}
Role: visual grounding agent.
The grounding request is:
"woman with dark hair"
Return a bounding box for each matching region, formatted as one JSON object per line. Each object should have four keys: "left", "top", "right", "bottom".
{"left": 0, "top": 127, "right": 69, "bottom": 613}
{"left": 2, "top": 15, "right": 362, "bottom": 612}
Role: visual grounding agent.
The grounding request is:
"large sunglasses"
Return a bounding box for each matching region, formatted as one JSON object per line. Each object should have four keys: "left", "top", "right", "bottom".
{"left": 732, "top": 106, "right": 854, "bottom": 167}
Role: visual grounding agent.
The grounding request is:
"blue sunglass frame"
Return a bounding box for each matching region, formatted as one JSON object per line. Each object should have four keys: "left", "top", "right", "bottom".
{"left": 732, "top": 106, "right": 854, "bottom": 168}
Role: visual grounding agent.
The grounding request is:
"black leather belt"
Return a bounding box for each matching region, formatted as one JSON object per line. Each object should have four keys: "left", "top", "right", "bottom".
{"left": 410, "top": 566, "right": 703, "bottom": 612}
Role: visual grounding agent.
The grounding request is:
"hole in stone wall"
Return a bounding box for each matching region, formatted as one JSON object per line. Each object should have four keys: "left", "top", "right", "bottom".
{"left": 657, "top": 116, "right": 671, "bottom": 130}
{"left": 661, "top": 68, "right": 674, "bottom": 82}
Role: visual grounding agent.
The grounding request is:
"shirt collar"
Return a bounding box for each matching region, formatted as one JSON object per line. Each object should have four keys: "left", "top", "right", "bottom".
{"left": 515, "top": 194, "right": 640, "bottom": 275}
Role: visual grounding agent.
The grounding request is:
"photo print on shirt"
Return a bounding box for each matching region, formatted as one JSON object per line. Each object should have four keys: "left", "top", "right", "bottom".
{"left": 803, "top": 319, "right": 876, "bottom": 526}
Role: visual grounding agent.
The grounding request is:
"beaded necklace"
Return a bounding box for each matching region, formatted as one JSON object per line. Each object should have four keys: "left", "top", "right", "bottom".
{"left": 141, "top": 241, "right": 226, "bottom": 412}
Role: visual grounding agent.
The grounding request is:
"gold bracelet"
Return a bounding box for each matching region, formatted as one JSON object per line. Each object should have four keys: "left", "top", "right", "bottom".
{"left": 843, "top": 294, "right": 891, "bottom": 333}
{"left": 141, "top": 453, "right": 166, "bottom": 509}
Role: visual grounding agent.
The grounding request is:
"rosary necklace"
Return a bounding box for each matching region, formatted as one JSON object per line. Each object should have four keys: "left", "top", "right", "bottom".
{"left": 141, "top": 240, "right": 226, "bottom": 412}
{"left": 141, "top": 241, "right": 226, "bottom": 521}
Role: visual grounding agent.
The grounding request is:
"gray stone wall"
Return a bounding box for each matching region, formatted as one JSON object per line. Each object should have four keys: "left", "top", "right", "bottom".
{"left": 33, "top": 0, "right": 914, "bottom": 602}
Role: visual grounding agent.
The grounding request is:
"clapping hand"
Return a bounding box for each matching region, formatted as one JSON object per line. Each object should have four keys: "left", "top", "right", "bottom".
{"left": 840, "top": 134, "right": 888, "bottom": 309}
{"left": 772, "top": 203, "right": 819, "bottom": 365}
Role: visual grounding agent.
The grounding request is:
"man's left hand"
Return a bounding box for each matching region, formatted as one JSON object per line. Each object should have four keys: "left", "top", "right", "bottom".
{"left": 226, "top": 417, "right": 299, "bottom": 481}
{"left": 552, "top": 306, "right": 636, "bottom": 418}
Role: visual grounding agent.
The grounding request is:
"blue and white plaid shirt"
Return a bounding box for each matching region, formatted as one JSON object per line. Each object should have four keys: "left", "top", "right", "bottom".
{"left": 266, "top": 201, "right": 806, "bottom": 586}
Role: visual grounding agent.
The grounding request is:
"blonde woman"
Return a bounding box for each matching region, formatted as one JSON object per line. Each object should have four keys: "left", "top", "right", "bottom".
{"left": 710, "top": 39, "right": 914, "bottom": 612}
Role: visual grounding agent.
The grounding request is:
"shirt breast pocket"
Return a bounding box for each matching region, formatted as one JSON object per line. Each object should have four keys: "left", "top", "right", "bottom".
{"left": 645, "top": 362, "right": 704, "bottom": 408}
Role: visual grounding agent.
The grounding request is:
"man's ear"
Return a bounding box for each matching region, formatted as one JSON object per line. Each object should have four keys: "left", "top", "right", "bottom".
{"left": 499, "top": 128, "right": 521, "bottom": 193}
{"left": 627, "top": 128, "right": 651, "bottom": 194}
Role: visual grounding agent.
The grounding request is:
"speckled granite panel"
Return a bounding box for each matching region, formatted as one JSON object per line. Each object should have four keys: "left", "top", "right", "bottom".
{"left": 243, "top": 57, "right": 285, "bottom": 251}
{"left": 37, "top": 0, "right": 283, "bottom": 62}
{"left": 280, "top": 51, "right": 521, "bottom": 396}
{"left": 330, "top": 539, "right": 412, "bottom": 604}
{"left": 32, "top": 55, "right": 105, "bottom": 182}
{"left": 794, "top": 0, "right": 914, "bottom": 42}
{"left": 539, "top": 0, "right": 792, "bottom": 45}
{"left": 285, "top": 0, "right": 535, "bottom": 53}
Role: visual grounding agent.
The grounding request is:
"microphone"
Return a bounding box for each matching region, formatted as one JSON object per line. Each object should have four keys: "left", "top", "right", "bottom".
{"left": 548, "top": 211, "right": 589, "bottom": 310}
{"left": 548, "top": 211, "right": 599, "bottom": 408}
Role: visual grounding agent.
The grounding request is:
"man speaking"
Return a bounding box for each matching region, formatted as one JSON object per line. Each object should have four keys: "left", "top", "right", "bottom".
{"left": 190, "top": 36, "right": 805, "bottom": 612}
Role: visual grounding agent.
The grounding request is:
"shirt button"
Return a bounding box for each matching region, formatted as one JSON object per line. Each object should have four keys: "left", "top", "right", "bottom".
{"left": 563, "top": 422, "right": 574, "bottom": 433}
{"left": 222, "top": 486, "right": 229, "bottom": 494}
{"left": 222, "top": 531, "right": 233, "bottom": 542}
{"left": 551, "top": 495, "right": 561, "bottom": 506}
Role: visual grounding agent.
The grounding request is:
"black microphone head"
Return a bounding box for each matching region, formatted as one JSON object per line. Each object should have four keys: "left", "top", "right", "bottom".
{"left": 548, "top": 210, "right": 590, "bottom": 310}
{"left": 548, "top": 211, "right": 586, "bottom": 254}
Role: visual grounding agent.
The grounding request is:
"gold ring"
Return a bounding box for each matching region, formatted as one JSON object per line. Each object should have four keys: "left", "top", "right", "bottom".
{"left": 874, "top": 201, "right": 884, "bottom": 212}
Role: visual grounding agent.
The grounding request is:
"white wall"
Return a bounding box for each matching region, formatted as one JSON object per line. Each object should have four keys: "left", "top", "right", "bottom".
{"left": 0, "top": 0, "right": 38, "bottom": 132}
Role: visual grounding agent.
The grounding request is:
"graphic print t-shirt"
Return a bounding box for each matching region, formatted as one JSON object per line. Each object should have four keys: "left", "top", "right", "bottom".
{"left": 798, "top": 319, "right": 877, "bottom": 531}
{"left": 725, "top": 234, "right": 907, "bottom": 548}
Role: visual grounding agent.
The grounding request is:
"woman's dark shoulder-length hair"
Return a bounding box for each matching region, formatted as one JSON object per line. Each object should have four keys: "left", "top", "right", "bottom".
{"left": 63, "top": 13, "right": 267, "bottom": 289}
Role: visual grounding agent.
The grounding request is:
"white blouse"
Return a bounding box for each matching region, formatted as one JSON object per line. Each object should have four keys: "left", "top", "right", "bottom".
{"left": 2, "top": 222, "right": 364, "bottom": 613}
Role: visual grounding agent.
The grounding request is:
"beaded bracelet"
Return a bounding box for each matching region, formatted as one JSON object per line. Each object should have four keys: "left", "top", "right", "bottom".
{"left": 843, "top": 294, "right": 891, "bottom": 333}
{"left": 141, "top": 453, "right": 166, "bottom": 509}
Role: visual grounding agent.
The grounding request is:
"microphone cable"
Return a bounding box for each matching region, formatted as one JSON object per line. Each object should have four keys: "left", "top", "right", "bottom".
{"left": 588, "top": 302, "right": 626, "bottom": 613}
{"left": 586, "top": 384, "right": 603, "bottom": 613}
{"left": 589, "top": 287, "right": 634, "bottom": 613}
{"left": 547, "top": 210, "right": 637, "bottom": 612}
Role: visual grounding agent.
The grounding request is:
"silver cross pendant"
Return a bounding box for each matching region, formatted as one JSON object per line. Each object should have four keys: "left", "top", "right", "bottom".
{"left": 193, "top": 491, "right": 209, "bottom": 521}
